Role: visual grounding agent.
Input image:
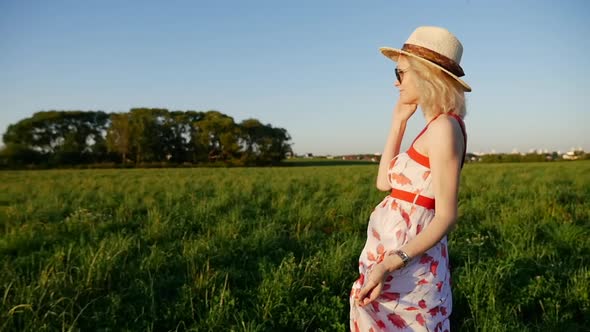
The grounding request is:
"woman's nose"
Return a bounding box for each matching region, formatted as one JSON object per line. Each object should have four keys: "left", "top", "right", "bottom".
{"left": 394, "top": 80, "right": 401, "bottom": 87}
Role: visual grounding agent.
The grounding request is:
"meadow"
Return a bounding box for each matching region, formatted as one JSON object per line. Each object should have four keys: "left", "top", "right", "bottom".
{"left": 0, "top": 161, "right": 588, "bottom": 331}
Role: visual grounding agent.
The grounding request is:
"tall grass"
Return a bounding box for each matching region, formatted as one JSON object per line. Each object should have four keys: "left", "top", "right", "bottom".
{"left": 0, "top": 161, "right": 588, "bottom": 331}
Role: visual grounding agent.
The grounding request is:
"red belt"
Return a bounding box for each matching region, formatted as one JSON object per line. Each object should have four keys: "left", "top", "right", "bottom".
{"left": 390, "top": 188, "right": 435, "bottom": 210}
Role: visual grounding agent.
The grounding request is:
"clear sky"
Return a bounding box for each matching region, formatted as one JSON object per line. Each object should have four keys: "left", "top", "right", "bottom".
{"left": 1, "top": 0, "right": 588, "bottom": 155}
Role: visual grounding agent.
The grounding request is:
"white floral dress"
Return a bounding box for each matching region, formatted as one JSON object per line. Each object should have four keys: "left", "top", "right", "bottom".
{"left": 349, "top": 114, "right": 466, "bottom": 332}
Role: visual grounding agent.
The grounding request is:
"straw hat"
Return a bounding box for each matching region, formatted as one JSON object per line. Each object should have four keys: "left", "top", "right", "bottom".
{"left": 380, "top": 26, "right": 471, "bottom": 92}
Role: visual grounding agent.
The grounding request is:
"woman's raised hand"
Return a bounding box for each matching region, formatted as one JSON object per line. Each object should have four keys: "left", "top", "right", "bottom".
{"left": 393, "top": 99, "right": 418, "bottom": 123}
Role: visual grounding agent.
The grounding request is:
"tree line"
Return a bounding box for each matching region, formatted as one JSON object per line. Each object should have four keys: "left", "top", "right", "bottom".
{"left": 466, "top": 152, "right": 588, "bottom": 163}
{"left": 0, "top": 108, "right": 292, "bottom": 168}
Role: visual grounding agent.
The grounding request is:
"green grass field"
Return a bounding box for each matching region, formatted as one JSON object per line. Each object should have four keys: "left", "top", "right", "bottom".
{"left": 1, "top": 161, "right": 589, "bottom": 331}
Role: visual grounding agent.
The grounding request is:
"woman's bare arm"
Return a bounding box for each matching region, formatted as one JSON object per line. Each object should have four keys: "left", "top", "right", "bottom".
{"left": 375, "top": 101, "right": 417, "bottom": 191}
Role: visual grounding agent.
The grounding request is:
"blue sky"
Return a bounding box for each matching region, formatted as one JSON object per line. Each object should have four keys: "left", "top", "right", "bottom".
{"left": 1, "top": 0, "right": 588, "bottom": 155}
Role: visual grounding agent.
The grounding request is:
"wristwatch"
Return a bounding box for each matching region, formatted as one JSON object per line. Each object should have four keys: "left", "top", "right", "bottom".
{"left": 394, "top": 250, "right": 411, "bottom": 267}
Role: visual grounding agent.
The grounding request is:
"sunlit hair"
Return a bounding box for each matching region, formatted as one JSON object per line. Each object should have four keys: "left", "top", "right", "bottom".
{"left": 403, "top": 55, "right": 467, "bottom": 119}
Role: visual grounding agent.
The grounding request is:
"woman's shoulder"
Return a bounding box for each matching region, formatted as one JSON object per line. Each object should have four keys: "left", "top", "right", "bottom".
{"left": 426, "top": 113, "right": 465, "bottom": 147}
{"left": 429, "top": 114, "right": 462, "bottom": 134}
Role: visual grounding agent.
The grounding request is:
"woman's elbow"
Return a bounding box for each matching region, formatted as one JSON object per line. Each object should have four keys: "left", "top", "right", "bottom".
{"left": 375, "top": 180, "right": 391, "bottom": 192}
{"left": 436, "top": 210, "right": 458, "bottom": 228}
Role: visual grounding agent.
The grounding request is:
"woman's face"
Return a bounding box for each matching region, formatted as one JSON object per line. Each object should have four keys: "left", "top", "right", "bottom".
{"left": 395, "top": 55, "right": 420, "bottom": 104}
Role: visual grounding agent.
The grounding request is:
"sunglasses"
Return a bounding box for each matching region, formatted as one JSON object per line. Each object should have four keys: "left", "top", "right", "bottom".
{"left": 395, "top": 67, "right": 408, "bottom": 83}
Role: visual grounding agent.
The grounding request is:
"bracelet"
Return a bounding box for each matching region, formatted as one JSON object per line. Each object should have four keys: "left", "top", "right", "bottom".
{"left": 393, "top": 250, "right": 411, "bottom": 267}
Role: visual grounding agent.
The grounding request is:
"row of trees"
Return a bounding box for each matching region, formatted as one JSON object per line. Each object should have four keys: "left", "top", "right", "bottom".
{"left": 1, "top": 109, "right": 292, "bottom": 167}
{"left": 468, "top": 152, "right": 588, "bottom": 163}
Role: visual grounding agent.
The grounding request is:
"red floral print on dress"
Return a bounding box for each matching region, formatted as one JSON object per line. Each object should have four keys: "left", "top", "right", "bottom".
{"left": 380, "top": 292, "right": 401, "bottom": 301}
{"left": 420, "top": 253, "right": 434, "bottom": 264}
{"left": 429, "top": 306, "right": 440, "bottom": 317}
{"left": 401, "top": 209, "right": 411, "bottom": 228}
{"left": 430, "top": 260, "right": 439, "bottom": 277}
{"left": 416, "top": 313, "right": 426, "bottom": 326}
{"left": 391, "top": 172, "right": 412, "bottom": 185}
{"left": 390, "top": 200, "right": 399, "bottom": 211}
{"left": 371, "top": 228, "right": 381, "bottom": 241}
{"left": 371, "top": 301, "right": 380, "bottom": 313}
{"left": 434, "top": 321, "right": 443, "bottom": 332}
{"left": 387, "top": 313, "right": 408, "bottom": 328}
{"left": 418, "top": 299, "right": 427, "bottom": 309}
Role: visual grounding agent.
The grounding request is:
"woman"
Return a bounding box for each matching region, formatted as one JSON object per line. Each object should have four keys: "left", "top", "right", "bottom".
{"left": 350, "top": 26, "right": 471, "bottom": 331}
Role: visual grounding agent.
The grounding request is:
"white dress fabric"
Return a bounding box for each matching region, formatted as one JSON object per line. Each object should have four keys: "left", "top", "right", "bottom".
{"left": 349, "top": 118, "right": 457, "bottom": 331}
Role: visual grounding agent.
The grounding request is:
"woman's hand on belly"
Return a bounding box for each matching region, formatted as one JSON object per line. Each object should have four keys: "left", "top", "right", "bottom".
{"left": 355, "top": 263, "right": 388, "bottom": 307}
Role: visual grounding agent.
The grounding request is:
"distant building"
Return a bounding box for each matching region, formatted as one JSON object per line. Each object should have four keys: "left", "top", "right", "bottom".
{"left": 563, "top": 147, "right": 585, "bottom": 160}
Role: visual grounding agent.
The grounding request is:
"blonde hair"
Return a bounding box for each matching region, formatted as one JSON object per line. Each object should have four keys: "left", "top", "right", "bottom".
{"left": 405, "top": 55, "right": 467, "bottom": 119}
